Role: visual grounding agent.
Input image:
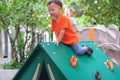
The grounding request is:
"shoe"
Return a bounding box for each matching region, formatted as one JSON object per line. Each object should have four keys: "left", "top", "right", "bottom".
{"left": 82, "top": 45, "right": 93, "bottom": 56}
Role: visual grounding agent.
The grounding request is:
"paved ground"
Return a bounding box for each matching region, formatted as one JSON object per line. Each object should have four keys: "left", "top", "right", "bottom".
{"left": 0, "top": 58, "right": 18, "bottom": 80}
{"left": 0, "top": 69, "right": 18, "bottom": 80}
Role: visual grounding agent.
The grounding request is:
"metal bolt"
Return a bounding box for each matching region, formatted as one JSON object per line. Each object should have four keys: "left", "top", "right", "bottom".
{"left": 42, "top": 45, "right": 45, "bottom": 48}
{"left": 47, "top": 43, "right": 50, "bottom": 46}
{"left": 53, "top": 52, "right": 56, "bottom": 54}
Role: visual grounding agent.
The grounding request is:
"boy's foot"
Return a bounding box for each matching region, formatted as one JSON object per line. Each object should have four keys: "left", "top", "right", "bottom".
{"left": 82, "top": 45, "right": 93, "bottom": 56}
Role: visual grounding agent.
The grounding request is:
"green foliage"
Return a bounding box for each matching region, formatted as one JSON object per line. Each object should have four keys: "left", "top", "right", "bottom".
{"left": 64, "top": 0, "right": 120, "bottom": 29}
{"left": 84, "top": 0, "right": 120, "bottom": 29}
{"left": 0, "top": 0, "right": 50, "bottom": 29}
{"left": 0, "top": 0, "right": 50, "bottom": 68}
{"left": 1, "top": 60, "right": 23, "bottom": 69}
{"left": 63, "top": 0, "right": 79, "bottom": 9}
{"left": 75, "top": 14, "right": 92, "bottom": 27}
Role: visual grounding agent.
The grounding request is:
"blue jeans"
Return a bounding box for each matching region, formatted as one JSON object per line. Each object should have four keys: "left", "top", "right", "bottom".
{"left": 71, "top": 43, "right": 88, "bottom": 55}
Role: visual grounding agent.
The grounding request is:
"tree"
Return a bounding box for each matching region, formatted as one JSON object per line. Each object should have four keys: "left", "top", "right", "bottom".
{"left": 63, "top": 0, "right": 120, "bottom": 30}
{"left": 0, "top": 0, "right": 50, "bottom": 64}
{"left": 83, "top": 0, "right": 120, "bottom": 30}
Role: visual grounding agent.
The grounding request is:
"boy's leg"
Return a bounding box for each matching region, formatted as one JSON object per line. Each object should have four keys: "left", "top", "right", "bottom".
{"left": 71, "top": 43, "right": 88, "bottom": 55}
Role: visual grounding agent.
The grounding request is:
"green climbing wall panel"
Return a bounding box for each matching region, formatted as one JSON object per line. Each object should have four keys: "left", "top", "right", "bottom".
{"left": 13, "top": 41, "right": 120, "bottom": 80}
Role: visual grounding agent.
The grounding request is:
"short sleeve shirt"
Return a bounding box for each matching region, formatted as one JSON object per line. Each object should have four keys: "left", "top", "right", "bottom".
{"left": 51, "top": 14, "right": 79, "bottom": 45}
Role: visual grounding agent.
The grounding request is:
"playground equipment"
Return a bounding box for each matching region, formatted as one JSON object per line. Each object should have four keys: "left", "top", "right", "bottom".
{"left": 13, "top": 41, "right": 120, "bottom": 80}
{"left": 78, "top": 25, "right": 120, "bottom": 67}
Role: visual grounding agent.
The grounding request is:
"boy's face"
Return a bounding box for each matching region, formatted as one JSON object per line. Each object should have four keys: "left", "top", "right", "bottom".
{"left": 48, "top": 3, "right": 61, "bottom": 18}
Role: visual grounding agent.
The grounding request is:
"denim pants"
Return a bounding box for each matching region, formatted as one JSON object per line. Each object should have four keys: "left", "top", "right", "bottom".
{"left": 71, "top": 43, "right": 88, "bottom": 55}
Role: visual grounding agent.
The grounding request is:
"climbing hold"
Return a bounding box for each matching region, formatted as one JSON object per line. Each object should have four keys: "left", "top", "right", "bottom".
{"left": 94, "top": 71, "right": 101, "bottom": 80}
{"left": 104, "top": 60, "right": 114, "bottom": 71}
{"left": 70, "top": 56, "right": 78, "bottom": 67}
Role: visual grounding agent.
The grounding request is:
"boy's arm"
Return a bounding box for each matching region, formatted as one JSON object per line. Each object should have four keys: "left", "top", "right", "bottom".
{"left": 53, "top": 29, "right": 65, "bottom": 45}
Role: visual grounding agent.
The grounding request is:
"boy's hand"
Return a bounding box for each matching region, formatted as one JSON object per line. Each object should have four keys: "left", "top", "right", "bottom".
{"left": 53, "top": 40, "right": 59, "bottom": 46}
{"left": 53, "top": 29, "right": 65, "bottom": 46}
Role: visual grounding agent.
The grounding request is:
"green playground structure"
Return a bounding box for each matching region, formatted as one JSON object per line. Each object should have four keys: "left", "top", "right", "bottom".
{"left": 13, "top": 41, "right": 120, "bottom": 80}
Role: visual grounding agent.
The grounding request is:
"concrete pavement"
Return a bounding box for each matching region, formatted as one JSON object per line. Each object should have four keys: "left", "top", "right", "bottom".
{"left": 0, "top": 58, "right": 18, "bottom": 80}
{"left": 0, "top": 69, "right": 18, "bottom": 80}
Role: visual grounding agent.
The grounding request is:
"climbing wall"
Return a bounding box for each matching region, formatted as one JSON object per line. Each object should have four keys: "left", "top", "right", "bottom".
{"left": 13, "top": 41, "right": 120, "bottom": 80}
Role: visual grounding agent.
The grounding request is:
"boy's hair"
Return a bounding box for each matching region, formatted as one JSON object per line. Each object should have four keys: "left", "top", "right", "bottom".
{"left": 48, "top": 0, "right": 62, "bottom": 8}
